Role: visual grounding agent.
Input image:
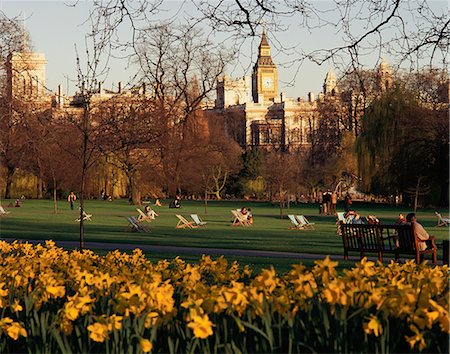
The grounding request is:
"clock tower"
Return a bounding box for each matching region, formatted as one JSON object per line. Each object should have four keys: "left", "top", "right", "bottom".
{"left": 252, "top": 31, "right": 278, "bottom": 103}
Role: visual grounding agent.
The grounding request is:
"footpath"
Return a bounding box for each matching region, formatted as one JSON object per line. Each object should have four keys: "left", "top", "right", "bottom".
{"left": 3, "top": 237, "right": 397, "bottom": 262}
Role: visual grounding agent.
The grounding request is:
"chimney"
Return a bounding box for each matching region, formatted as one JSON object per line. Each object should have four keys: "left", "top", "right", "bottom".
{"left": 142, "top": 82, "right": 147, "bottom": 95}
{"left": 280, "top": 92, "right": 284, "bottom": 102}
{"left": 308, "top": 92, "right": 315, "bottom": 102}
{"left": 118, "top": 81, "right": 122, "bottom": 93}
{"left": 98, "top": 81, "right": 103, "bottom": 94}
{"left": 57, "top": 84, "right": 63, "bottom": 108}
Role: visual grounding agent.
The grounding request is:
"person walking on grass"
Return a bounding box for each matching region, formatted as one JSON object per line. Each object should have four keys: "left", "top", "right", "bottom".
{"left": 68, "top": 191, "right": 77, "bottom": 210}
{"left": 331, "top": 191, "right": 337, "bottom": 215}
{"left": 344, "top": 193, "right": 352, "bottom": 213}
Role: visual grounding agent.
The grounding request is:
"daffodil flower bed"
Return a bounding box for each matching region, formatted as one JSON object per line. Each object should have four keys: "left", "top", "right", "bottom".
{"left": 0, "top": 241, "right": 448, "bottom": 353}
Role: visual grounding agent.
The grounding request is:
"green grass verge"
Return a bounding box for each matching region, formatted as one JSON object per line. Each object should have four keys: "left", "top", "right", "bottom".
{"left": 0, "top": 198, "right": 448, "bottom": 269}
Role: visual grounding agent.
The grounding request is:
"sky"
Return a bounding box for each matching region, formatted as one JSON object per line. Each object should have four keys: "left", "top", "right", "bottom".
{"left": 0, "top": 0, "right": 447, "bottom": 99}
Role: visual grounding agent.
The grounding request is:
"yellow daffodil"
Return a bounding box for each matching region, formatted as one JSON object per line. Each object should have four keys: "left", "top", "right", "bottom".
{"left": 187, "top": 314, "right": 214, "bottom": 339}
{"left": 87, "top": 322, "right": 109, "bottom": 343}
{"left": 363, "top": 315, "right": 383, "bottom": 337}
{"left": 139, "top": 338, "right": 153, "bottom": 353}
{"left": 6, "top": 322, "right": 27, "bottom": 340}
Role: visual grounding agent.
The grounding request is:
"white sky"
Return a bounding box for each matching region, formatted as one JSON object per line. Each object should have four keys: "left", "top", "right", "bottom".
{"left": 0, "top": 0, "right": 447, "bottom": 99}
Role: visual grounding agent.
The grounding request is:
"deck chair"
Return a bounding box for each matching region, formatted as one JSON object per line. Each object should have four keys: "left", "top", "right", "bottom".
{"left": 231, "top": 210, "right": 250, "bottom": 227}
{"left": 190, "top": 214, "right": 207, "bottom": 227}
{"left": 337, "top": 212, "right": 346, "bottom": 223}
{"left": 137, "top": 208, "right": 153, "bottom": 223}
{"left": 126, "top": 217, "right": 148, "bottom": 232}
{"left": 288, "top": 214, "right": 304, "bottom": 230}
{"left": 296, "top": 215, "right": 315, "bottom": 230}
{"left": 0, "top": 206, "right": 10, "bottom": 216}
{"left": 76, "top": 210, "right": 92, "bottom": 222}
{"left": 129, "top": 216, "right": 150, "bottom": 232}
{"left": 336, "top": 212, "right": 346, "bottom": 235}
{"left": 176, "top": 215, "right": 197, "bottom": 229}
{"left": 435, "top": 211, "right": 450, "bottom": 227}
{"left": 126, "top": 217, "right": 140, "bottom": 232}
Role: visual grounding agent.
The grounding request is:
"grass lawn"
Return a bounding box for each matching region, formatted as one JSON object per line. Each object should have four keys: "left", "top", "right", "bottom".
{"left": 0, "top": 198, "right": 448, "bottom": 272}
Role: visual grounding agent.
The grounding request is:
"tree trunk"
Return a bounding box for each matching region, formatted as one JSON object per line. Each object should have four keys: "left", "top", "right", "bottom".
{"left": 37, "top": 176, "right": 43, "bottom": 199}
{"left": 129, "top": 173, "right": 141, "bottom": 205}
{"left": 4, "top": 165, "right": 14, "bottom": 200}
{"left": 204, "top": 187, "right": 208, "bottom": 214}
{"left": 52, "top": 174, "right": 58, "bottom": 214}
{"left": 279, "top": 187, "right": 284, "bottom": 218}
{"left": 79, "top": 170, "right": 85, "bottom": 250}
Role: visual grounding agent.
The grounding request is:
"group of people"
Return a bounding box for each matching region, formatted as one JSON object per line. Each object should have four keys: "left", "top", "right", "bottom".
{"left": 320, "top": 191, "right": 338, "bottom": 215}
{"left": 394, "top": 213, "right": 431, "bottom": 251}
{"left": 344, "top": 210, "right": 379, "bottom": 225}
{"left": 343, "top": 210, "right": 431, "bottom": 252}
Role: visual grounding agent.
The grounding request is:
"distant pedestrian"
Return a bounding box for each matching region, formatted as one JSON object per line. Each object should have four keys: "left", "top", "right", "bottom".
{"left": 331, "top": 192, "right": 337, "bottom": 215}
{"left": 344, "top": 193, "right": 352, "bottom": 213}
{"left": 321, "top": 191, "right": 327, "bottom": 215}
{"left": 68, "top": 191, "right": 77, "bottom": 210}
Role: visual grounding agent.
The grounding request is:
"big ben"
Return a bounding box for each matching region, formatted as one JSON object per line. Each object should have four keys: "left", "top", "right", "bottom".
{"left": 252, "top": 31, "right": 278, "bottom": 103}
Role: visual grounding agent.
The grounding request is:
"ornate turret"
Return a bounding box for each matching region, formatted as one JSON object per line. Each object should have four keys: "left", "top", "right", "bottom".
{"left": 252, "top": 31, "right": 278, "bottom": 103}
{"left": 377, "top": 59, "right": 393, "bottom": 91}
{"left": 323, "top": 68, "right": 338, "bottom": 96}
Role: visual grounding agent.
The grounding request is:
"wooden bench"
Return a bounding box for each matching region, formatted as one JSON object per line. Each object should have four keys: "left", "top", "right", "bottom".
{"left": 340, "top": 223, "right": 437, "bottom": 263}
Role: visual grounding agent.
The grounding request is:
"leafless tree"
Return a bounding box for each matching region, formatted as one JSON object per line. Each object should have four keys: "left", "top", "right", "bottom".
{"left": 85, "top": 1, "right": 448, "bottom": 83}
{"left": 0, "top": 14, "right": 33, "bottom": 199}
{"left": 95, "top": 95, "right": 161, "bottom": 205}
{"left": 132, "top": 24, "right": 232, "bottom": 196}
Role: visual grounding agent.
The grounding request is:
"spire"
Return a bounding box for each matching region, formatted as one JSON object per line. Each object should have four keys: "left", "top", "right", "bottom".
{"left": 325, "top": 68, "right": 336, "bottom": 81}
{"left": 260, "top": 30, "right": 269, "bottom": 48}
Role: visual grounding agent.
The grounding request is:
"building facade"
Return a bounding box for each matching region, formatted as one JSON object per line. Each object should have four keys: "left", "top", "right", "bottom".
{"left": 213, "top": 33, "right": 395, "bottom": 151}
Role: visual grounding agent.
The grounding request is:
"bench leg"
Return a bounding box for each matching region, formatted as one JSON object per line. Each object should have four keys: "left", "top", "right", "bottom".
{"left": 432, "top": 250, "right": 437, "bottom": 264}
{"left": 378, "top": 251, "right": 383, "bottom": 263}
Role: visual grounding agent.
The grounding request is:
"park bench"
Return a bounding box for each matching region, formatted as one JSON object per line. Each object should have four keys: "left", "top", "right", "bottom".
{"left": 340, "top": 223, "right": 437, "bottom": 263}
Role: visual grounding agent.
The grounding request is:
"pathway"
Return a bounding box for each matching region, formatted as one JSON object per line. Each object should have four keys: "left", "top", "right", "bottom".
{"left": 2, "top": 237, "right": 410, "bottom": 263}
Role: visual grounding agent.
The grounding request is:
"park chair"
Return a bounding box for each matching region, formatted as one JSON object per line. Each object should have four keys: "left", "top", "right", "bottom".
{"left": 337, "top": 212, "right": 346, "bottom": 223}
{"left": 296, "top": 215, "right": 315, "bottom": 230}
{"left": 137, "top": 208, "right": 153, "bottom": 223}
{"left": 76, "top": 209, "right": 92, "bottom": 222}
{"left": 336, "top": 212, "right": 347, "bottom": 235}
{"left": 0, "top": 206, "right": 10, "bottom": 216}
{"left": 176, "top": 215, "right": 197, "bottom": 229}
{"left": 131, "top": 216, "right": 150, "bottom": 232}
{"left": 190, "top": 214, "right": 207, "bottom": 227}
{"left": 288, "top": 214, "right": 304, "bottom": 230}
{"left": 126, "top": 217, "right": 149, "bottom": 232}
{"left": 231, "top": 210, "right": 251, "bottom": 227}
{"left": 435, "top": 211, "right": 450, "bottom": 227}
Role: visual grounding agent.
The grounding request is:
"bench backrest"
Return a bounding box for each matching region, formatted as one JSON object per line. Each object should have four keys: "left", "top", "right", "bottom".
{"left": 340, "top": 224, "right": 417, "bottom": 253}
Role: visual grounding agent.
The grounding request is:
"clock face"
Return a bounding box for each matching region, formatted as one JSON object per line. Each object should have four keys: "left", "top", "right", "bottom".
{"left": 263, "top": 77, "right": 274, "bottom": 89}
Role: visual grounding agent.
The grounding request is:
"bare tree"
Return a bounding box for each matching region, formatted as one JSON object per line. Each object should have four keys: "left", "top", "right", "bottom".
{"left": 133, "top": 24, "right": 232, "bottom": 196}
{"left": 0, "top": 14, "right": 33, "bottom": 199}
{"left": 95, "top": 95, "right": 160, "bottom": 205}
{"left": 85, "top": 1, "right": 448, "bottom": 82}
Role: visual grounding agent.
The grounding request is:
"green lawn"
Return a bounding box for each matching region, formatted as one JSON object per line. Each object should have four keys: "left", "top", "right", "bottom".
{"left": 0, "top": 199, "right": 448, "bottom": 272}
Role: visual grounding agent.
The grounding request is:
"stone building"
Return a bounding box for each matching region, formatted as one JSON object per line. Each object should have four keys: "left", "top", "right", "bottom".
{"left": 214, "top": 33, "right": 326, "bottom": 150}
{"left": 6, "top": 52, "right": 48, "bottom": 99}
{"left": 213, "top": 33, "right": 395, "bottom": 151}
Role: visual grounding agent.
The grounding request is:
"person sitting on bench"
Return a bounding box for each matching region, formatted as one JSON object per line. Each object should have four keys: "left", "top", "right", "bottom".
{"left": 406, "top": 213, "right": 431, "bottom": 251}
